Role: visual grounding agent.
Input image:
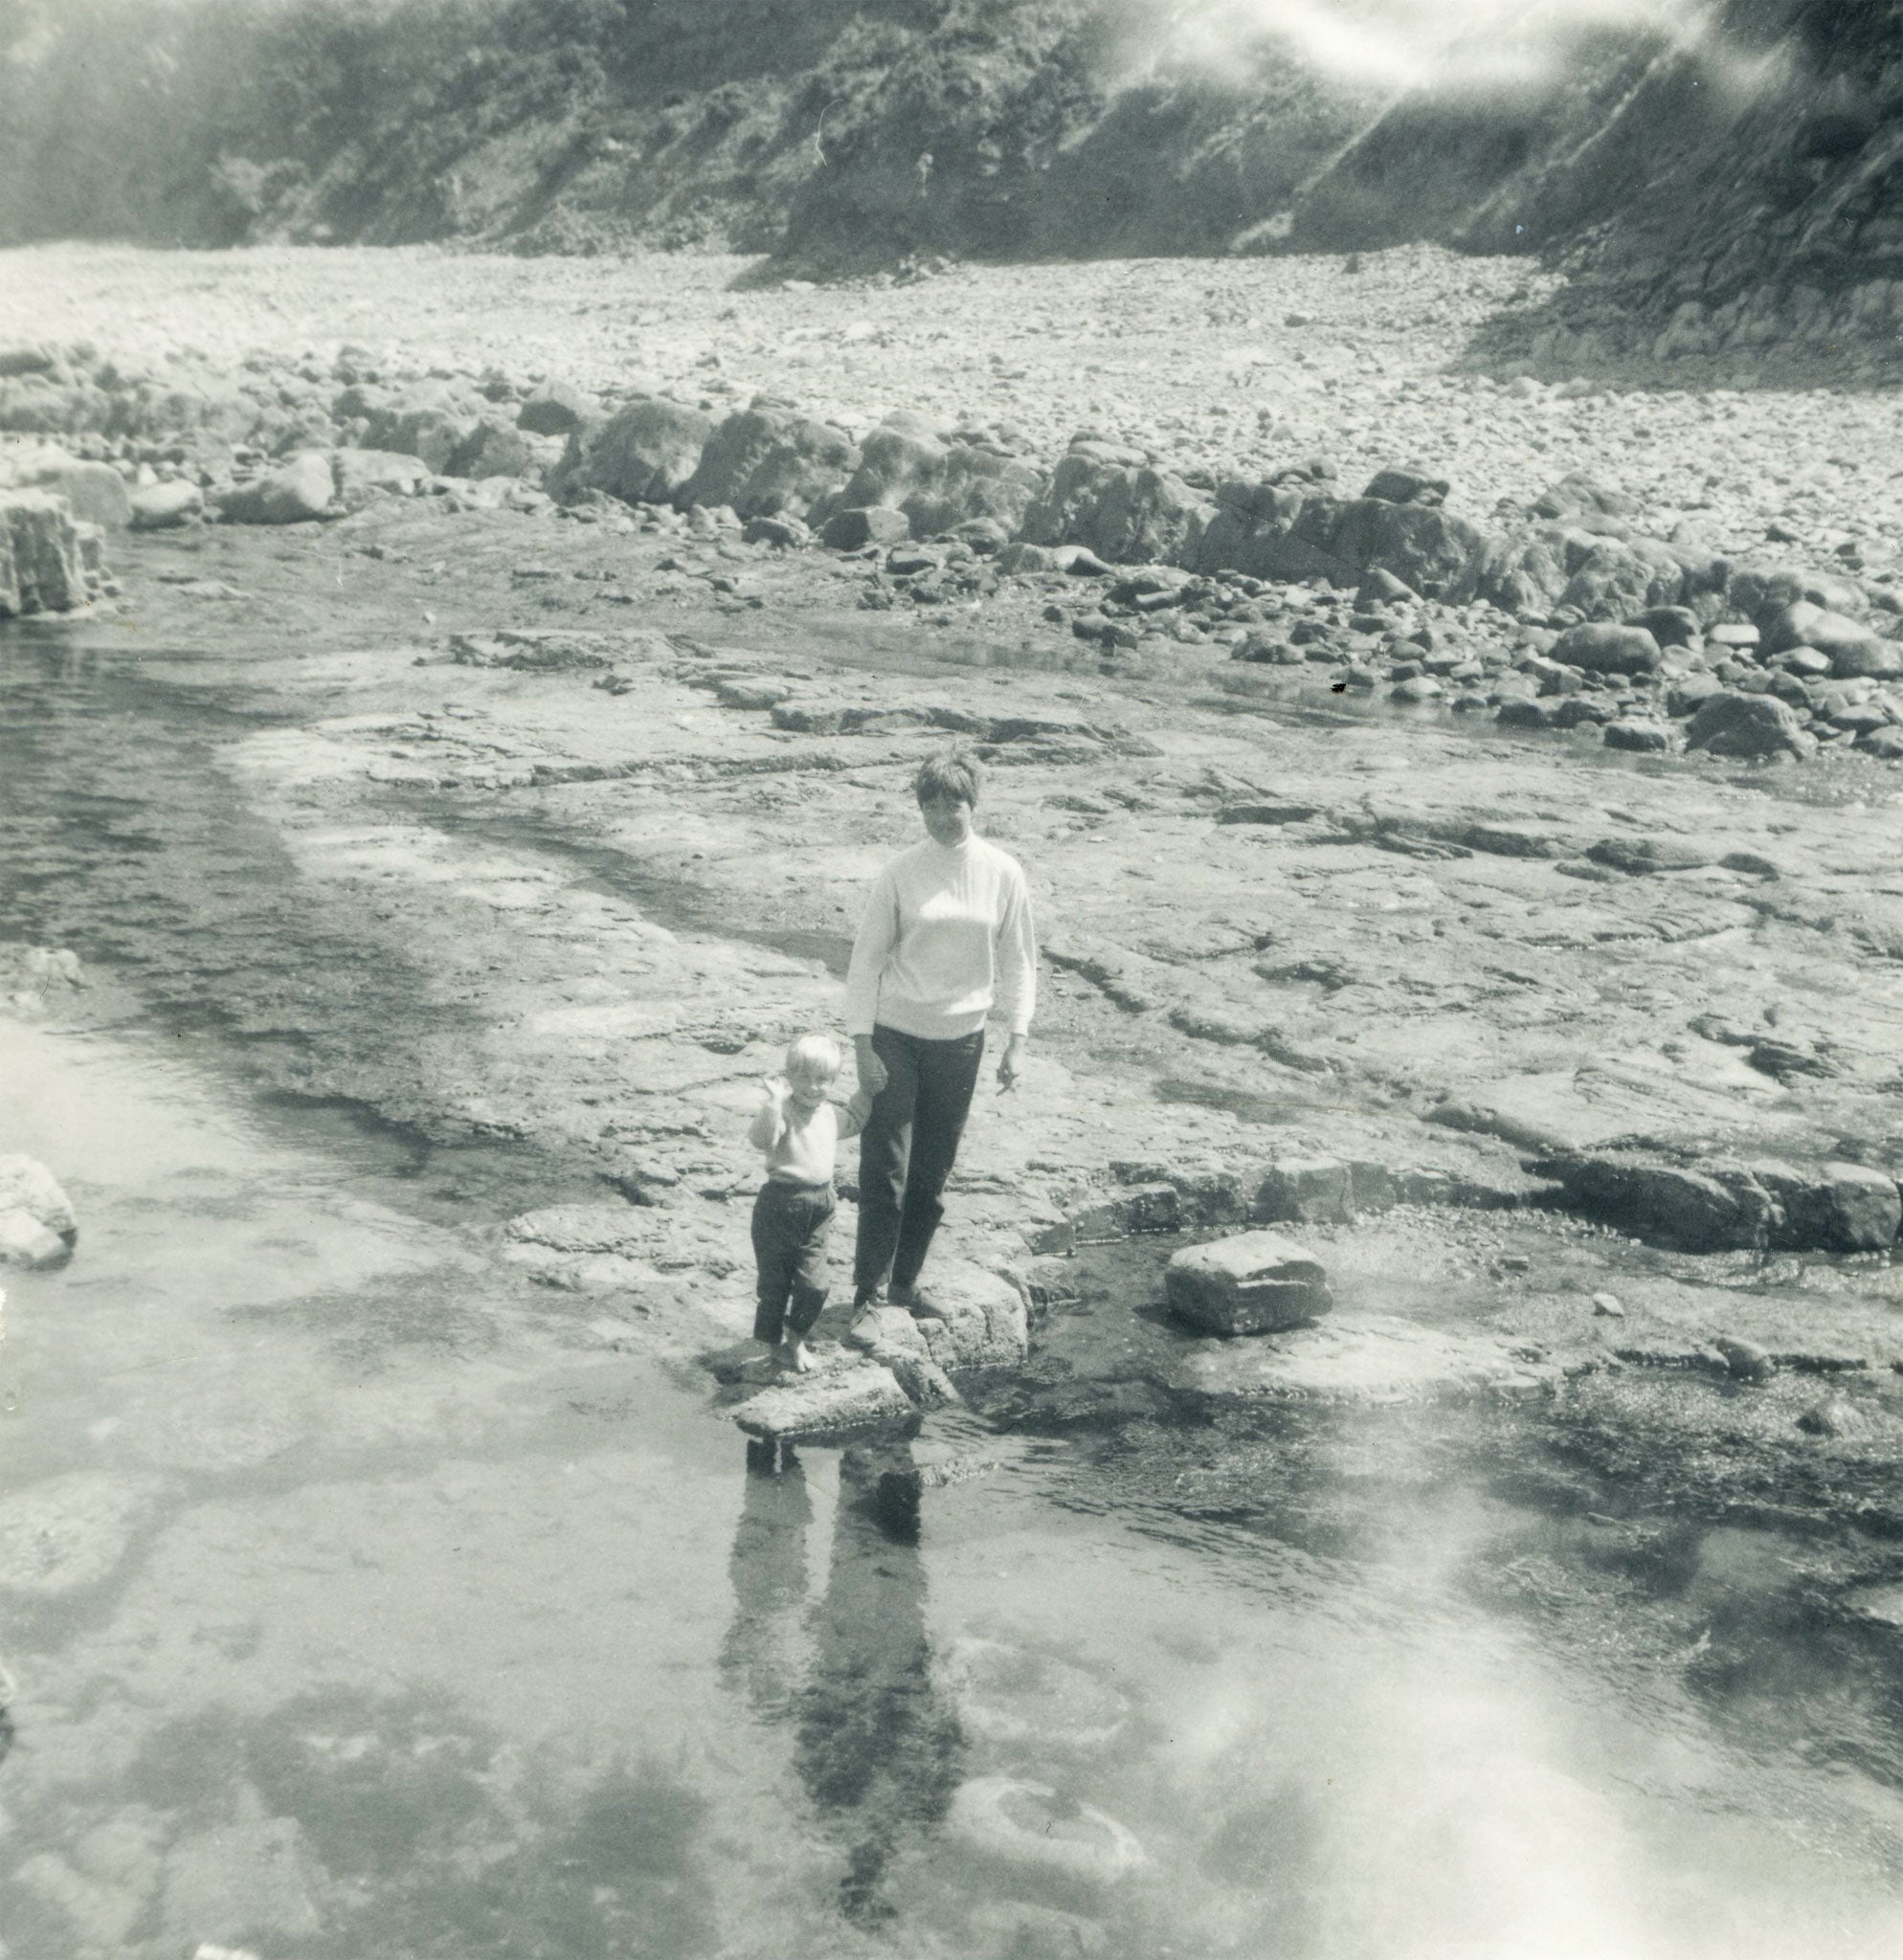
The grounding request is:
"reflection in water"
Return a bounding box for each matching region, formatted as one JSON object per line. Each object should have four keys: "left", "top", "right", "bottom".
{"left": 722, "top": 1437, "right": 816, "bottom": 1725}
{"left": 723, "top": 1437, "right": 963, "bottom": 1925}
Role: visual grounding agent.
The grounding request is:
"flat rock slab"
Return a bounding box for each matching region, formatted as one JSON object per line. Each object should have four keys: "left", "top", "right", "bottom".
{"left": 1168, "top": 1313, "right": 1556, "bottom": 1404}
{"left": 1428, "top": 1064, "right": 1794, "bottom": 1159}
{"left": 504, "top": 1203, "right": 660, "bottom": 1257}
{"left": 1164, "top": 1230, "right": 1332, "bottom": 1334}
{"left": 733, "top": 1357, "right": 914, "bottom": 1439}
{"left": 500, "top": 1200, "right": 728, "bottom": 1292}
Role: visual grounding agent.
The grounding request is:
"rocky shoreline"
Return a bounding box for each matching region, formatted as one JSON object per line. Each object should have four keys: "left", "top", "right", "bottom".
{"left": 8, "top": 255, "right": 1903, "bottom": 765}
{"left": 4, "top": 241, "right": 1903, "bottom": 1528}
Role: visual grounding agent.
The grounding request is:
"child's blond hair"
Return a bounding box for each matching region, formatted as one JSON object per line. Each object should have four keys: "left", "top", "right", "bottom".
{"left": 786, "top": 1032, "right": 843, "bottom": 1077}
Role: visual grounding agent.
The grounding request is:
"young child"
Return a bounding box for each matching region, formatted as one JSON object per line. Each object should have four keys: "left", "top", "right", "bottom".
{"left": 748, "top": 1033, "right": 873, "bottom": 1373}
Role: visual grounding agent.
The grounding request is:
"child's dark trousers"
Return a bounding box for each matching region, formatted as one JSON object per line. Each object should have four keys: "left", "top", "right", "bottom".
{"left": 751, "top": 1178, "right": 837, "bottom": 1345}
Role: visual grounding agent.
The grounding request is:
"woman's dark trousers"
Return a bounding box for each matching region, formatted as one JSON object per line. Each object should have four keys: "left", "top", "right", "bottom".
{"left": 853, "top": 1024, "right": 985, "bottom": 1302}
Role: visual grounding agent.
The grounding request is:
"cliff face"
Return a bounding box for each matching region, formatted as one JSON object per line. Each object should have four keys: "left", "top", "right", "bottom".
{"left": 1, "top": 0, "right": 1899, "bottom": 361}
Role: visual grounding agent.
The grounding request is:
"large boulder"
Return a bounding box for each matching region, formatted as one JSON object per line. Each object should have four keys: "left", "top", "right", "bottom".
{"left": 1549, "top": 622, "right": 1664, "bottom": 676}
{"left": 821, "top": 504, "right": 911, "bottom": 550}
{"left": 1463, "top": 529, "right": 1572, "bottom": 616}
{"left": 0, "top": 491, "right": 91, "bottom": 614}
{"left": 0, "top": 1156, "right": 77, "bottom": 1270}
{"left": 0, "top": 374, "right": 84, "bottom": 434}
{"left": 1325, "top": 497, "right": 1488, "bottom": 599}
{"left": 447, "top": 418, "right": 543, "bottom": 480}
{"left": 1750, "top": 1160, "right": 1902, "bottom": 1253}
{"left": 1363, "top": 466, "right": 1449, "bottom": 504}
{"left": 832, "top": 421, "right": 1044, "bottom": 538}
{"left": 217, "top": 451, "right": 336, "bottom": 524}
{"left": 552, "top": 395, "right": 714, "bottom": 506}
{"left": 841, "top": 1312, "right": 960, "bottom": 1410}
{"left": 351, "top": 382, "right": 485, "bottom": 473}
{"left": 515, "top": 377, "right": 596, "bottom": 436}
{"left": 1758, "top": 600, "right": 1901, "bottom": 678}
{"left": 678, "top": 398, "right": 859, "bottom": 521}
{"left": 1555, "top": 535, "right": 1690, "bottom": 621}
{"left": 1684, "top": 691, "right": 1817, "bottom": 760}
{"left": 0, "top": 344, "right": 58, "bottom": 378}
{"left": 884, "top": 1260, "right": 1029, "bottom": 1370}
{"left": 1733, "top": 565, "right": 1869, "bottom": 622}
{"left": 1164, "top": 1231, "right": 1333, "bottom": 1334}
{"left": 101, "top": 371, "right": 251, "bottom": 444}
{"left": 1195, "top": 481, "right": 1357, "bottom": 584}
{"left": 1019, "top": 440, "right": 1218, "bottom": 566}
{"left": 20, "top": 457, "right": 130, "bottom": 528}
{"left": 331, "top": 449, "right": 431, "bottom": 506}
{"left": 1531, "top": 1153, "right": 1774, "bottom": 1252}
{"left": 128, "top": 478, "right": 205, "bottom": 529}
{"left": 1532, "top": 472, "right": 1642, "bottom": 522}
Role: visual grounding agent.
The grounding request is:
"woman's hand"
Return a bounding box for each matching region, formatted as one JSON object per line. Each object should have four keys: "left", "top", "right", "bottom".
{"left": 854, "top": 1036, "right": 888, "bottom": 1097}
{"left": 996, "top": 1035, "right": 1026, "bottom": 1092}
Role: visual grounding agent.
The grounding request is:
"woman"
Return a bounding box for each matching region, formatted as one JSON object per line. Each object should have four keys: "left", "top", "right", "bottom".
{"left": 842, "top": 748, "right": 1037, "bottom": 1318}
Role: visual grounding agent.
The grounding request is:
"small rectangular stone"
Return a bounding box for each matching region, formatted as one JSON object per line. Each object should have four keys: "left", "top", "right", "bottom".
{"left": 1165, "top": 1231, "right": 1333, "bottom": 1335}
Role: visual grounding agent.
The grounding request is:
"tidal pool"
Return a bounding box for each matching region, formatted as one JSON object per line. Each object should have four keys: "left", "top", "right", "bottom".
{"left": 6, "top": 1016, "right": 1903, "bottom": 1957}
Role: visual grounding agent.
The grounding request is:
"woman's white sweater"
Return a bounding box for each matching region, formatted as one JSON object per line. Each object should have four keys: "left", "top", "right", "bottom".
{"left": 842, "top": 835, "right": 1037, "bottom": 1041}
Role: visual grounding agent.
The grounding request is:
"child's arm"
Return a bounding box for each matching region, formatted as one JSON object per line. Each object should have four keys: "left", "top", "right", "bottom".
{"left": 749, "top": 1080, "right": 788, "bottom": 1154}
{"left": 835, "top": 1086, "right": 875, "bottom": 1142}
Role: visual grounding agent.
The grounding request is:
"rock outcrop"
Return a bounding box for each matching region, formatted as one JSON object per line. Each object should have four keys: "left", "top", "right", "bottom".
{"left": 552, "top": 396, "right": 715, "bottom": 507}
{"left": 678, "top": 399, "right": 859, "bottom": 522}
{"left": 128, "top": 478, "right": 205, "bottom": 528}
{"left": 0, "top": 490, "right": 99, "bottom": 614}
{"left": 835, "top": 418, "right": 1044, "bottom": 540}
{"left": 1533, "top": 1152, "right": 1903, "bottom": 1256}
{"left": 217, "top": 451, "right": 337, "bottom": 524}
{"left": 1019, "top": 440, "right": 1217, "bottom": 568}
{"left": 6, "top": 311, "right": 1903, "bottom": 772}
{"left": 346, "top": 381, "right": 484, "bottom": 474}
{"left": 0, "top": 1156, "right": 78, "bottom": 1271}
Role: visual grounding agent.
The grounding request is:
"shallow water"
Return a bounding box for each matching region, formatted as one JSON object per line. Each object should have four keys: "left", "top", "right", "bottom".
{"left": 6, "top": 635, "right": 1903, "bottom": 1957}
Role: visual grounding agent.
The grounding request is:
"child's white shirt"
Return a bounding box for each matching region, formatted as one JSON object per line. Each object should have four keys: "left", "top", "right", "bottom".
{"left": 750, "top": 1089, "right": 868, "bottom": 1186}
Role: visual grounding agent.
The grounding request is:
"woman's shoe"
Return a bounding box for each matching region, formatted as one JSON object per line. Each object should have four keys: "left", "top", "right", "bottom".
{"left": 892, "top": 1281, "right": 947, "bottom": 1321}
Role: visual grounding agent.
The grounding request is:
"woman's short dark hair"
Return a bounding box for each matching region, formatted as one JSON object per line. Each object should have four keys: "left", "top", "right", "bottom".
{"left": 913, "top": 747, "right": 983, "bottom": 808}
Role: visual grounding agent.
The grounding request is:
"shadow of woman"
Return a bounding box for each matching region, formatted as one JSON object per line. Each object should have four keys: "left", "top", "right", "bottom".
{"left": 722, "top": 1434, "right": 964, "bottom": 1926}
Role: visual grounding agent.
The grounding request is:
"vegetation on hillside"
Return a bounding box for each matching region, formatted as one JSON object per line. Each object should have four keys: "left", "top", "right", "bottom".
{"left": 0, "top": 0, "right": 1897, "bottom": 337}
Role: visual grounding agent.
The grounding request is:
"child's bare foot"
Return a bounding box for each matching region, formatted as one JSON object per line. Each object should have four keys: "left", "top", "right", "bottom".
{"left": 778, "top": 1337, "right": 816, "bottom": 1374}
